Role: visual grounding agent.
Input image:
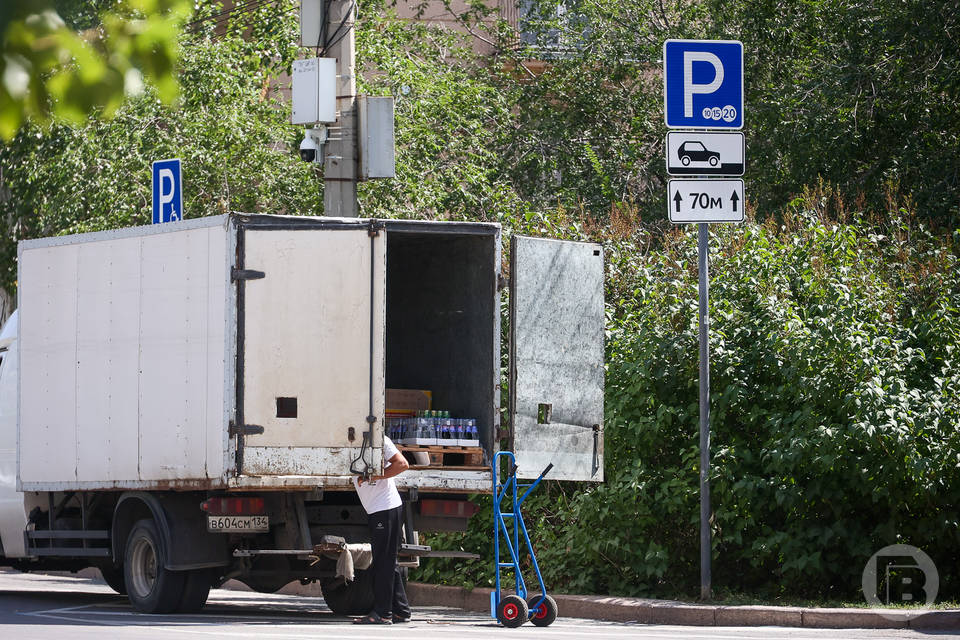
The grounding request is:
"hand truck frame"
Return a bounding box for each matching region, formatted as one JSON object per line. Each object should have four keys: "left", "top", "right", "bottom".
{"left": 490, "top": 451, "right": 557, "bottom": 627}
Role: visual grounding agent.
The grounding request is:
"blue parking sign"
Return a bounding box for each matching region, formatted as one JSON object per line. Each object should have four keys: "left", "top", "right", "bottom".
{"left": 664, "top": 40, "right": 743, "bottom": 129}
{"left": 152, "top": 158, "right": 183, "bottom": 224}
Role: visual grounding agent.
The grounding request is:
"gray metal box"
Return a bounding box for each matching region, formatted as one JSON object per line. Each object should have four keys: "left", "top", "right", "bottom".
{"left": 300, "top": 0, "right": 325, "bottom": 49}
{"left": 358, "top": 96, "right": 396, "bottom": 180}
{"left": 292, "top": 57, "right": 336, "bottom": 124}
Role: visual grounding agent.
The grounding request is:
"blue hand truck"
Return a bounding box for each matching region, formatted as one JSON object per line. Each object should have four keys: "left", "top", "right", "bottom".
{"left": 490, "top": 451, "right": 557, "bottom": 627}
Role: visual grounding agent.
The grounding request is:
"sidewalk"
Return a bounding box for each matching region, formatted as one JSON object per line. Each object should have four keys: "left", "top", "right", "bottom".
{"left": 403, "top": 582, "right": 960, "bottom": 630}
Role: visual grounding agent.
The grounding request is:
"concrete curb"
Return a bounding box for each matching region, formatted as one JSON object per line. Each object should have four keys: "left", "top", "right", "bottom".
{"left": 403, "top": 582, "right": 960, "bottom": 630}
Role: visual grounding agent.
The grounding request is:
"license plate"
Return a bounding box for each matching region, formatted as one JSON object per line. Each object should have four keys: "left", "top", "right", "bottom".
{"left": 207, "top": 515, "right": 269, "bottom": 533}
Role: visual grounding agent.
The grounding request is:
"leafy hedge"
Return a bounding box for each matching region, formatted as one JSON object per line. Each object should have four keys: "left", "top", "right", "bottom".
{"left": 414, "top": 194, "right": 960, "bottom": 601}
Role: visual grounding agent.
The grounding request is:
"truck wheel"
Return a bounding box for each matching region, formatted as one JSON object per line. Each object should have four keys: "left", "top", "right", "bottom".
{"left": 496, "top": 594, "right": 528, "bottom": 628}
{"left": 177, "top": 569, "right": 212, "bottom": 613}
{"left": 321, "top": 569, "right": 375, "bottom": 616}
{"left": 527, "top": 594, "right": 557, "bottom": 627}
{"left": 99, "top": 566, "right": 127, "bottom": 595}
{"left": 124, "top": 518, "right": 186, "bottom": 613}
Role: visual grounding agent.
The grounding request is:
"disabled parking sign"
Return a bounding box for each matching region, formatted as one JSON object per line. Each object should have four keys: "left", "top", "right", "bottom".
{"left": 152, "top": 158, "right": 183, "bottom": 224}
{"left": 664, "top": 40, "right": 743, "bottom": 129}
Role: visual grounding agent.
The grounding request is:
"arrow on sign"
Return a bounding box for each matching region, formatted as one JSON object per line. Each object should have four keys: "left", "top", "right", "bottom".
{"left": 730, "top": 190, "right": 739, "bottom": 212}
{"left": 674, "top": 190, "right": 683, "bottom": 212}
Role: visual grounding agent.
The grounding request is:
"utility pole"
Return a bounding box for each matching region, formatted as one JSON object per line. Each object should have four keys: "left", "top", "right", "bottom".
{"left": 323, "top": 0, "right": 358, "bottom": 217}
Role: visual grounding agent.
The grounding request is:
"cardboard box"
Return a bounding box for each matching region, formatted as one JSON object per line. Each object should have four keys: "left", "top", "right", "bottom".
{"left": 386, "top": 388, "right": 432, "bottom": 414}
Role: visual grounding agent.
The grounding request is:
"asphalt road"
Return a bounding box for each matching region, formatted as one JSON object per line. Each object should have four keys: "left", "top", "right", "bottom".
{"left": 1, "top": 568, "right": 958, "bottom": 640}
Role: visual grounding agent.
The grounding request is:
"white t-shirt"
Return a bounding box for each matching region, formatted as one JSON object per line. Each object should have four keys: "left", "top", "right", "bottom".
{"left": 352, "top": 436, "right": 403, "bottom": 514}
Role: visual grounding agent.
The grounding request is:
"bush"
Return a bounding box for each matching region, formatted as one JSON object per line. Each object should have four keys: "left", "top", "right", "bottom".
{"left": 414, "top": 194, "right": 960, "bottom": 601}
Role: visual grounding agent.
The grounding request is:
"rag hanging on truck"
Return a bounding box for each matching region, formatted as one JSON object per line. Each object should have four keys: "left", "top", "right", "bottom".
{"left": 490, "top": 451, "right": 557, "bottom": 628}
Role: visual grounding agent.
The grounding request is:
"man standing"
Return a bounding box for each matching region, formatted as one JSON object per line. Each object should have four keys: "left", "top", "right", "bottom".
{"left": 352, "top": 435, "right": 412, "bottom": 624}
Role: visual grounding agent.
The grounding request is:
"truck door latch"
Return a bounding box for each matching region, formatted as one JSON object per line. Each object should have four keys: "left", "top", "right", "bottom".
{"left": 229, "top": 422, "right": 265, "bottom": 437}
{"left": 231, "top": 268, "right": 265, "bottom": 282}
{"left": 592, "top": 424, "right": 601, "bottom": 477}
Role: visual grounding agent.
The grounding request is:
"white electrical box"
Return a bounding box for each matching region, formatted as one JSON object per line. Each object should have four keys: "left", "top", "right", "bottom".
{"left": 358, "top": 96, "right": 396, "bottom": 180}
{"left": 292, "top": 57, "right": 336, "bottom": 124}
{"left": 300, "top": 0, "right": 325, "bottom": 48}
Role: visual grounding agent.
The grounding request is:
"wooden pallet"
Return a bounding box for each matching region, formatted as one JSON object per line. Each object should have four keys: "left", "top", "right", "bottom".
{"left": 399, "top": 445, "right": 484, "bottom": 468}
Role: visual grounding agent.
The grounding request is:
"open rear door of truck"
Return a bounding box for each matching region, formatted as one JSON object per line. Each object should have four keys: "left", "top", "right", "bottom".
{"left": 509, "top": 235, "right": 604, "bottom": 481}
{"left": 234, "top": 218, "right": 386, "bottom": 477}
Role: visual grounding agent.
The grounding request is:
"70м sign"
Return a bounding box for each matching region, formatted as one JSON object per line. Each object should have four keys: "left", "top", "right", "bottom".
{"left": 668, "top": 179, "right": 744, "bottom": 223}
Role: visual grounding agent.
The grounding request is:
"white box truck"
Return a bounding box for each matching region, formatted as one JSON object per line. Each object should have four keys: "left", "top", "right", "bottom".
{"left": 0, "top": 214, "right": 604, "bottom": 614}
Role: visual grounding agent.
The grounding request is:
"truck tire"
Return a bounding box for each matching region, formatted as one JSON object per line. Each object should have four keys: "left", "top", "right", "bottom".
{"left": 320, "top": 569, "right": 375, "bottom": 616}
{"left": 177, "top": 569, "right": 212, "bottom": 613}
{"left": 124, "top": 518, "right": 186, "bottom": 613}
{"left": 99, "top": 566, "right": 127, "bottom": 595}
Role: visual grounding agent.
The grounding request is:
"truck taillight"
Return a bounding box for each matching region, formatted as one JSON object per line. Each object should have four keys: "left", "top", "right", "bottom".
{"left": 201, "top": 497, "right": 265, "bottom": 516}
{"left": 419, "top": 499, "right": 479, "bottom": 518}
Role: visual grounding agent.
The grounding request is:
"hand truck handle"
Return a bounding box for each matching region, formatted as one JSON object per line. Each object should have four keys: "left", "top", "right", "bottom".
{"left": 539, "top": 463, "right": 553, "bottom": 479}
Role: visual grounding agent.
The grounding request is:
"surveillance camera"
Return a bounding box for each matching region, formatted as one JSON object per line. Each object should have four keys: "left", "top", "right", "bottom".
{"left": 299, "top": 127, "right": 327, "bottom": 163}
{"left": 300, "top": 135, "right": 319, "bottom": 163}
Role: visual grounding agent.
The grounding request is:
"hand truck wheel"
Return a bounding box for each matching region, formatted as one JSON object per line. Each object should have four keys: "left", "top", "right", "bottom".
{"left": 527, "top": 594, "right": 557, "bottom": 627}
{"left": 496, "top": 594, "right": 528, "bottom": 628}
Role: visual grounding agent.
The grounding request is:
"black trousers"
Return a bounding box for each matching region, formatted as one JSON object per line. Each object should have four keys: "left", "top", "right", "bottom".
{"left": 367, "top": 505, "right": 411, "bottom": 619}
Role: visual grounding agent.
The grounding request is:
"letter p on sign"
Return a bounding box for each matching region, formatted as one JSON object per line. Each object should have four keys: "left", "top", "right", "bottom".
{"left": 152, "top": 158, "right": 183, "bottom": 224}
{"left": 664, "top": 40, "right": 743, "bottom": 129}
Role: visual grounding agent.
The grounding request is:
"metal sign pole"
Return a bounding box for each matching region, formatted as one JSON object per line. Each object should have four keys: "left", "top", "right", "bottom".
{"left": 698, "top": 222, "right": 711, "bottom": 600}
{"left": 663, "top": 38, "right": 745, "bottom": 602}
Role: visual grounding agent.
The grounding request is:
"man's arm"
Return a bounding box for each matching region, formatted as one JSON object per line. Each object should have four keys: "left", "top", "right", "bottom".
{"left": 380, "top": 452, "right": 409, "bottom": 479}
{"left": 358, "top": 452, "right": 409, "bottom": 485}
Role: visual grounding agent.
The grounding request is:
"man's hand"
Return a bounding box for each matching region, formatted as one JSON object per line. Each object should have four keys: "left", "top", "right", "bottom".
{"left": 357, "top": 475, "right": 381, "bottom": 486}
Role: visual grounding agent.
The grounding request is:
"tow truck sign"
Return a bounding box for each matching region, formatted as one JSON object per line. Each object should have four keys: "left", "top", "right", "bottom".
{"left": 666, "top": 132, "right": 744, "bottom": 176}
{"left": 668, "top": 179, "right": 744, "bottom": 223}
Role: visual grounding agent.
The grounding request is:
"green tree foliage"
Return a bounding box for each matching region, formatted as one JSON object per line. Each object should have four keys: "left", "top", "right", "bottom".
{"left": 0, "top": 0, "right": 191, "bottom": 139}
{"left": 414, "top": 192, "right": 960, "bottom": 600}
{"left": 426, "top": 0, "right": 959, "bottom": 224}
{"left": 0, "top": 1, "right": 320, "bottom": 291}
{"left": 356, "top": 0, "right": 523, "bottom": 220}
{"left": 717, "top": 0, "right": 960, "bottom": 223}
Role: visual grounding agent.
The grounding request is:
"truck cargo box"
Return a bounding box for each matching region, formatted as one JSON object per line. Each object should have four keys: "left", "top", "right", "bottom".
{"left": 16, "top": 214, "right": 603, "bottom": 493}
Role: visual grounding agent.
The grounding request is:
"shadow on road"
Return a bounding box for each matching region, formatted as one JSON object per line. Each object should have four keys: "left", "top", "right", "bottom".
{"left": 0, "top": 582, "right": 493, "bottom": 630}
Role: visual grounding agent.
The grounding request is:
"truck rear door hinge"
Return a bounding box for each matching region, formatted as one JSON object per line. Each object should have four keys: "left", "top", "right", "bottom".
{"left": 229, "top": 422, "right": 265, "bottom": 437}
{"left": 367, "top": 219, "right": 385, "bottom": 237}
{"left": 231, "top": 268, "right": 265, "bottom": 282}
